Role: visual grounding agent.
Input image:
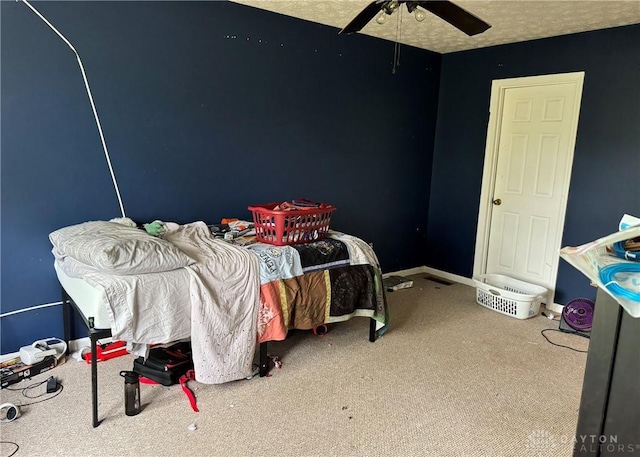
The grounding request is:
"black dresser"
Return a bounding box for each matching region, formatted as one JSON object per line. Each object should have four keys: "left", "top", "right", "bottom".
{"left": 573, "top": 288, "right": 640, "bottom": 456}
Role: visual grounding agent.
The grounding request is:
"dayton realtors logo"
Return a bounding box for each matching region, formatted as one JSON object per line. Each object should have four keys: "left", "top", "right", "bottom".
{"left": 525, "top": 430, "right": 640, "bottom": 455}
{"left": 525, "top": 430, "right": 556, "bottom": 454}
{"left": 574, "top": 434, "right": 640, "bottom": 454}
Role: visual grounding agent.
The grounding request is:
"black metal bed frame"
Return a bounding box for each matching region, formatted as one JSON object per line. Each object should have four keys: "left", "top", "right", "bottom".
{"left": 62, "top": 287, "right": 377, "bottom": 428}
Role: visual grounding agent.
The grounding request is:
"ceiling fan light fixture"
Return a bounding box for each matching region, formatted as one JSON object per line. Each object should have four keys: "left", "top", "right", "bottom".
{"left": 382, "top": 1, "right": 399, "bottom": 15}
{"left": 414, "top": 8, "right": 427, "bottom": 22}
{"left": 376, "top": 11, "right": 387, "bottom": 24}
{"left": 339, "top": 0, "right": 492, "bottom": 37}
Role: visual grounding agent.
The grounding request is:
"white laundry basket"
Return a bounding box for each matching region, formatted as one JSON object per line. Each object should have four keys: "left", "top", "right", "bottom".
{"left": 473, "top": 274, "right": 548, "bottom": 319}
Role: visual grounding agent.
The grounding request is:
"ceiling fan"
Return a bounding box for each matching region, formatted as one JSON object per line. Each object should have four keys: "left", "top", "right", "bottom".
{"left": 339, "top": 0, "right": 491, "bottom": 36}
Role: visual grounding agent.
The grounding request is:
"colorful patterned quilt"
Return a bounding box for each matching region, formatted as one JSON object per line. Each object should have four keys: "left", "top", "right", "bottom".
{"left": 247, "top": 232, "right": 388, "bottom": 343}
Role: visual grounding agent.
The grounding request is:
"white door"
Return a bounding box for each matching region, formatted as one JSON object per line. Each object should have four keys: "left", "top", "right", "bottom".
{"left": 474, "top": 73, "right": 584, "bottom": 309}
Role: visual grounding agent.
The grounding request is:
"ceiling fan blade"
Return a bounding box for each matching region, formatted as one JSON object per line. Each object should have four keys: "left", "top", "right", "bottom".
{"left": 339, "top": 1, "right": 385, "bottom": 35}
{"left": 418, "top": 1, "right": 491, "bottom": 36}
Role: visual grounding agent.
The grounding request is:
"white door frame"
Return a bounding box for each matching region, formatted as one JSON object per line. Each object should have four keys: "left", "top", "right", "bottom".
{"left": 473, "top": 72, "right": 585, "bottom": 311}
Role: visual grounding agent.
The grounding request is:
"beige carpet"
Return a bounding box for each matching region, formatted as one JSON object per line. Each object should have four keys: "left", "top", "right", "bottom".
{"left": 0, "top": 276, "right": 588, "bottom": 457}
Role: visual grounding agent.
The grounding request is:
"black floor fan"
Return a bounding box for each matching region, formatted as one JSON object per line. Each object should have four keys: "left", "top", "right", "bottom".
{"left": 559, "top": 298, "right": 595, "bottom": 338}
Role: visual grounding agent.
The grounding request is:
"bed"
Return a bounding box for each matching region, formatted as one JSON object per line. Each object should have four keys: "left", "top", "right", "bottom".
{"left": 51, "top": 220, "right": 388, "bottom": 427}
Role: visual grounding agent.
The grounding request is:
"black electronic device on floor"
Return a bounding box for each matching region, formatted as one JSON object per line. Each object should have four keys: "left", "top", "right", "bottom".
{"left": 1, "top": 355, "right": 58, "bottom": 389}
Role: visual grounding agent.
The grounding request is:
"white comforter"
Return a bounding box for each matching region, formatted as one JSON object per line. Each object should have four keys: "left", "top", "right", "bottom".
{"left": 164, "top": 222, "right": 260, "bottom": 384}
{"left": 56, "top": 222, "right": 260, "bottom": 384}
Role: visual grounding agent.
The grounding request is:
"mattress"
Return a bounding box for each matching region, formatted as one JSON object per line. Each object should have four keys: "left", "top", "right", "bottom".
{"left": 54, "top": 261, "right": 113, "bottom": 330}
{"left": 54, "top": 252, "right": 194, "bottom": 347}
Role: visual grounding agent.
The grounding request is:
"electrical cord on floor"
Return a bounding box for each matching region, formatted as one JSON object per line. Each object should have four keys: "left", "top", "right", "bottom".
{"left": 0, "top": 441, "right": 20, "bottom": 457}
{"left": 541, "top": 329, "right": 589, "bottom": 353}
{"left": 3, "top": 378, "right": 63, "bottom": 406}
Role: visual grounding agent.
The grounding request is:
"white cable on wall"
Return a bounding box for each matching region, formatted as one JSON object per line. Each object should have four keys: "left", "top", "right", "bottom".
{"left": 0, "top": 301, "right": 62, "bottom": 319}
{"left": 20, "top": 0, "right": 126, "bottom": 218}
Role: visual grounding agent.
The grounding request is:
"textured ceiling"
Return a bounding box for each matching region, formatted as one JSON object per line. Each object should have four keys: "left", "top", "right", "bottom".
{"left": 229, "top": 0, "right": 640, "bottom": 54}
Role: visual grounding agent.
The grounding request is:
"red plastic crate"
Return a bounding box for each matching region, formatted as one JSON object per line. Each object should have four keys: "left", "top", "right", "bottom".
{"left": 248, "top": 203, "right": 336, "bottom": 246}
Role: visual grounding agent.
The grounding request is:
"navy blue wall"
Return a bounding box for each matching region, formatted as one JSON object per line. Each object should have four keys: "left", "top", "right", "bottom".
{"left": 1, "top": 1, "right": 441, "bottom": 353}
{"left": 427, "top": 25, "right": 640, "bottom": 304}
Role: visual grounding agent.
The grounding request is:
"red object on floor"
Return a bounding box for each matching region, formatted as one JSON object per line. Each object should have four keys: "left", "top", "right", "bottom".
{"left": 139, "top": 371, "right": 198, "bottom": 412}
{"left": 179, "top": 370, "right": 199, "bottom": 412}
{"left": 83, "top": 341, "right": 129, "bottom": 363}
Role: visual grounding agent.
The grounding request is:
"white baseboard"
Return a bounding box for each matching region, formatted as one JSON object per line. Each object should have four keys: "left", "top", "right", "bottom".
{"left": 69, "top": 337, "right": 91, "bottom": 353}
{"left": 384, "top": 265, "right": 475, "bottom": 288}
{"left": 0, "top": 351, "right": 21, "bottom": 363}
{"left": 421, "top": 266, "right": 475, "bottom": 287}
{"left": 382, "top": 266, "right": 427, "bottom": 279}
{"left": 544, "top": 302, "right": 565, "bottom": 314}
{"left": 66, "top": 336, "right": 113, "bottom": 353}
{"left": 1, "top": 336, "right": 112, "bottom": 362}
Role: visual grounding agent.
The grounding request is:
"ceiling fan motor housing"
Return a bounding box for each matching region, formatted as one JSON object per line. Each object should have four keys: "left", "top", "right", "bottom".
{"left": 339, "top": 0, "right": 492, "bottom": 36}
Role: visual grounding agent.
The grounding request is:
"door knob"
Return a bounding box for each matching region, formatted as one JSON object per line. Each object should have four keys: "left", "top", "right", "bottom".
{"left": 492, "top": 198, "right": 502, "bottom": 206}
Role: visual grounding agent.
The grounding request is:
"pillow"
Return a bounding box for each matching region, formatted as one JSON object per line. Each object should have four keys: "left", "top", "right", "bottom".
{"left": 49, "top": 221, "right": 195, "bottom": 275}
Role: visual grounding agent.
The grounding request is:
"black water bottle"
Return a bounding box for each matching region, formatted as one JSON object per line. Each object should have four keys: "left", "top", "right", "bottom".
{"left": 120, "top": 371, "right": 141, "bottom": 416}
